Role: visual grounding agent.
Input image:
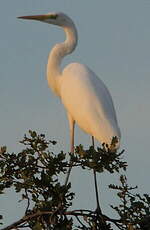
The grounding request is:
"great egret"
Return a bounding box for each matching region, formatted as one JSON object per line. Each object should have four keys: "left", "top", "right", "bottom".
{"left": 18, "top": 12, "right": 121, "bottom": 150}
{"left": 18, "top": 13, "right": 121, "bottom": 200}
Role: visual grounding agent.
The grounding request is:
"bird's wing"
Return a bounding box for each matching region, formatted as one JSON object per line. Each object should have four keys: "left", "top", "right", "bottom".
{"left": 59, "top": 62, "right": 120, "bottom": 145}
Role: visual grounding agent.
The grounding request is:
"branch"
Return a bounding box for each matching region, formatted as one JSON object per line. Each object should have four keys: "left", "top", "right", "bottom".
{"left": 0, "top": 209, "right": 122, "bottom": 230}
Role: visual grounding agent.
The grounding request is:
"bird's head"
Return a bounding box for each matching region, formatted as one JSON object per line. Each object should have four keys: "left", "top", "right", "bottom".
{"left": 18, "top": 12, "right": 74, "bottom": 28}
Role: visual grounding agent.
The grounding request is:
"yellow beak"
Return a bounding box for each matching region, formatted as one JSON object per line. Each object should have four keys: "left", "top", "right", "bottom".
{"left": 18, "top": 14, "right": 48, "bottom": 21}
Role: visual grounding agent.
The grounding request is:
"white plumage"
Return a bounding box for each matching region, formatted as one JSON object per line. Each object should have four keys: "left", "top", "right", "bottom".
{"left": 18, "top": 12, "right": 121, "bottom": 151}
{"left": 60, "top": 62, "right": 120, "bottom": 147}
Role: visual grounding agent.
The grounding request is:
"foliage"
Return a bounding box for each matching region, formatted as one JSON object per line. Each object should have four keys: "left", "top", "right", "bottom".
{"left": 109, "top": 175, "right": 150, "bottom": 230}
{"left": 0, "top": 131, "right": 149, "bottom": 230}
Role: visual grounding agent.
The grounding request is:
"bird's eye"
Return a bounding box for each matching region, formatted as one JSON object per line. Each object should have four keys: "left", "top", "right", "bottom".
{"left": 49, "top": 14, "right": 58, "bottom": 20}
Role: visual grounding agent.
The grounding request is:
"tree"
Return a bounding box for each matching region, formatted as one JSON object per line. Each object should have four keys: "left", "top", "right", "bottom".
{"left": 0, "top": 130, "right": 150, "bottom": 230}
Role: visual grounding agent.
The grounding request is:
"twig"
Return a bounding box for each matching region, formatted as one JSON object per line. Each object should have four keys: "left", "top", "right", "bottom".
{"left": 0, "top": 209, "right": 123, "bottom": 230}
{"left": 75, "top": 215, "right": 87, "bottom": 229}
{"left": 25, "top": 189, "right": 30, "bottom": 214}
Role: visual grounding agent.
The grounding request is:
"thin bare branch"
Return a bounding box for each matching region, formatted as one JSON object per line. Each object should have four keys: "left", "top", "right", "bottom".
{"left": 0, "top": 210, "right": 122, "bottom": 230}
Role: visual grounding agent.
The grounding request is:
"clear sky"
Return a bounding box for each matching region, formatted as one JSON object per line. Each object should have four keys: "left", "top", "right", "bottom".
{"left": 0, "top": 0, "right": 150, "bottom": 227}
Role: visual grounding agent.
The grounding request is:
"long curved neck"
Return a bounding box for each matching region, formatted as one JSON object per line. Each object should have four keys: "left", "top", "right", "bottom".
{"left": 47, "top": 24, "right": 78, "bottom": 96}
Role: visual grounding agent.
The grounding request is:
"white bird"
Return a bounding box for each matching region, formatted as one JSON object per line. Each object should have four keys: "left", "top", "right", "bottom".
{"left": 18, "top": 12, "right": 121, "bottom": 212}
{"left": 18, "top": 12, "right": 121, "bottom": 153}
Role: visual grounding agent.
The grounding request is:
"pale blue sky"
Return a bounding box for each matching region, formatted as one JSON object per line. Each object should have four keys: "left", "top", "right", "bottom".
{"left": 0, "top": 0, "right": 150, "bottom": 227}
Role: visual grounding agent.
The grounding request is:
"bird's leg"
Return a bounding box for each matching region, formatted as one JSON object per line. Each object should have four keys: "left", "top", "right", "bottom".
{"left": 92, "top": 138, "right": 109, "bottom": 229}
{"left": 92, "top": 136, "right": 102, "bottom": 214}
{"left": 64, "top": 114, "right": 75, "bottom": 186}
